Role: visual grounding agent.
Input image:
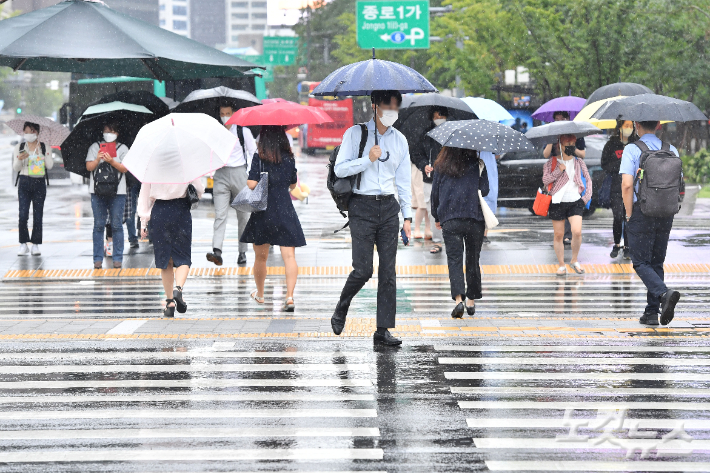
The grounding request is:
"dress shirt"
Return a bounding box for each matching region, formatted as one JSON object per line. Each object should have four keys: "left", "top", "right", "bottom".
{"left": 226, "top": 125, "right": 257, "bottom": 168}
{"left": 137, "top": 179, "right": 205, "bottom": 229}
{"left": 334, "top": 119, "right": 412, "bottom": 219}
{"left": 619, "top": 134, "right": 679, "bottom": 202}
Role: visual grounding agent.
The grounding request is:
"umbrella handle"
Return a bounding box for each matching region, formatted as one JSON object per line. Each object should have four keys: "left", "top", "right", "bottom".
{"left": 374, "top": 103, "right": 378, "bottom": 146}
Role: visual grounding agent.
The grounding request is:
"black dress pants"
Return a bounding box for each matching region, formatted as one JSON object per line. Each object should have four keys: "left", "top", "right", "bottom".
{"left": 18, "top": 175, "right": 46, "bottom": 245}
{"left": 337, "top": 196, "right": 400, "bottom": 328}
{"left": 442, "top": 218, "right": 485, "bottom": 300}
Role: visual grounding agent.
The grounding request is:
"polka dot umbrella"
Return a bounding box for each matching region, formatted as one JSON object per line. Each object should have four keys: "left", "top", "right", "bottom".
{"left": 425, "top": 119, "right": 534, "bottom": 154}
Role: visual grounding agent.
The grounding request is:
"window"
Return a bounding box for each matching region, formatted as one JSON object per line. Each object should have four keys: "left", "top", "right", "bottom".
{"left": 252, "top": 1, "right": 267, "bottom": 7}
{"left": 231, "top": 1, "right": 248, "bottom": 7}
{"left": 159, "top": 19, "right": 166, "bottom": 26}
{"left": 173, "top": 5, "right": 187, "bottom": 15}
{"left": 251, "top": 24, "right": 266, "bottom": 30}
{"left": 252, "top": 12, "right": 267, "bottom": 19}
{"left": 173, "top": 20, "right": 188, "bottom": 30}
{"left": 231, "top": 24, "right": 248, "bottom": 30}
{"left": 232, "top": 13, "right": 248, "bottom": 19}
{"left": 159, "top": 4, "right": 165, "bottom": 10}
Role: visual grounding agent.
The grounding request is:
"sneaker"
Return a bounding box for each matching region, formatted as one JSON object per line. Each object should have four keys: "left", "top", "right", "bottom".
{"left": 623, "top": 247, "right": 631, "bottom": 260}
{"left": 237, "top": 252, "right": 247, "bottom": 265}
{"left": 610, "top": 245, "right": 620, "bottom": 258}
{"left": 639, "top": 311, "right": 659, "bottom": 326}
{"left": 129, "top": 240, "right": 139, "bottom": 249}
{"left": 93, "top": 261, "right": 102, "bottom": 269}
{"left": 113, "top": 261, "right": 122, "bottom": 269}
{"left": 105, "top": 241, "right": 113, "bottom": 257}
{"left": 30, "top": 244, "right": 41, "bottom": 256}
{"left": 17, "top": 244, "right": 29, "bottom": 256}
{"left": 660, "top": 290, "right": 681, "bottom": 325}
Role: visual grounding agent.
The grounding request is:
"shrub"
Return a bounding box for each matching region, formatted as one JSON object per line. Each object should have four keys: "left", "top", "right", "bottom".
{"left": 683, "top": 149, "right": 710, "bottom": 183}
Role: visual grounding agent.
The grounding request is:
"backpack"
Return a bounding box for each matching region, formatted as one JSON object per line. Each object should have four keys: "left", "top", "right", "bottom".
{"left": 633, "top": 141, "right": 683, "bottom": 217}
{"left": 15, "top": 142, "right": 49, "bottom": 187}
{"left": 93, "top": 143, "right": 125, "bottom": 197}
{"left": 327, "top": 123, "right": 368, "bottom": 218}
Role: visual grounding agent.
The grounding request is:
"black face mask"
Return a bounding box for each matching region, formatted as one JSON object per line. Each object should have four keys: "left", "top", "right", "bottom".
{"left": 563, "top": 145, "right": 577, "bottom": 156}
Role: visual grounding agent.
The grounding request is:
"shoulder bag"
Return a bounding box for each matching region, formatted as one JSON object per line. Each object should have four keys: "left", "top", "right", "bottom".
{"left": 478, "top": 160, "right": 499, "bottom": 229}
{"left": 533, "top": 158, "right": 556, "bottom": 217}
{"left": 231, "top": 157, "right": 268, "bottom": 212}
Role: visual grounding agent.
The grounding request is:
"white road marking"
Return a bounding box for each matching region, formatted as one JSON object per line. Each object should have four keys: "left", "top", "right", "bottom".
{"left": 0, "top": 393, "right": 376, "bottom": 403}
{"left": 0, "top": 427, "right": 381, "bottom": 440}
{"left": 446, "top": 372, "right": 710, "bottom": 381}
{"left": 0, "top": 379, "right": 372, "bottom": 389}
{"left": 0, "top": 408, "right": 378, "bottom": 420}
{"left": 439, "top": 357, "right": 710, "bottom": 366}
{"left": 0, "top": 351, "right": 368, "bottom": 361}
{"left": 474, "top": 437, "right": 710, "bottom": 450}
{"left": 0, "top": 448, "right": 384, "bottom": 462}
{"left": 436, "top": 345, "right": 710, "bottom": 353}
{"left": 485, "top": 461, "right": 710, "bottom": 472}
{"left": 459, "top": 401, "right": 710, "bottom": 410}
{"left": 467, "top": 418, "right": 710, "bottom": 429}
{"left": 0, "top": 363, "right": 373, "bottom": 374}
{"left": 452, "top": 386, "right": 710, "bottom": 396}
{"left": 105, "top": 320, "right": 148, "bottom": 335}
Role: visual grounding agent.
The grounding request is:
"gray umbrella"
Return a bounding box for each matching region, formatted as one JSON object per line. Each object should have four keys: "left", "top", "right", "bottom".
{"left": 584, "top": 82, "right": 653, "bottom": 107}
{"left": 524, "top": 121, "right": 602, "bottom": 147}
{"left": 0, "top": 0, "right": 258, "bottom": 80}
{"left": 591, "top": 94, "right": 708, "bottom": 123}
{"left": 426, "top": 119, "right": 534, "bottom": 154}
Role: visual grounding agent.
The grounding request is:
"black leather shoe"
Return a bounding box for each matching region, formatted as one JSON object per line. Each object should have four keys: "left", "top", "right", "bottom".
{"left": 373, "top": 330, "right": 402, "bottom": 346}
{"left": 206, "top": 251, "right": 223, "bottom": 266}
{"left": 660, "top": 290, "right": 681, "bottom": 325}
{"left": 639, "top": 311, "right": 659, "bottom": 326}
{"left": 466, "top": 303, "right": 475, "bottom": 316}
{"left": 129, "top": 240, "right": 139, "bottom": 249}
{"left": 331, "top": 306, "right": 347, "bottom": 335}
{"left": 237, "top": 252, "right": 247, "bottom": 265}
{"left": 610, "top": 245, "right": 620, "bottom": 258}
{"left": 451, "top": 302, "right": 464, "bottom": 319}
{"left": 173, "top": 286, "right": 187, "bottom": 314}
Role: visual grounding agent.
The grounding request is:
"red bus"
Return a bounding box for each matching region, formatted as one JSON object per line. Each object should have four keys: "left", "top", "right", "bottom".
{"left": 297, "top": 81, "right": 354, "bottom": 153}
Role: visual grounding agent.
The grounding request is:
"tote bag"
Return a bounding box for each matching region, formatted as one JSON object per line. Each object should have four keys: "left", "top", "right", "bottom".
{"left": 533, "top": 158, "right": 556, "bottom": 217}
{"left": 231, "top": 159, "right": 268, "bottom": 213}
{"left": 478, "top": 161, "right": 499, "bottom": 229}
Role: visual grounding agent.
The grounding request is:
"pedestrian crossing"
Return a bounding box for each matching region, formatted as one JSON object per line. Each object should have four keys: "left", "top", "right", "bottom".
{"left": 437, "top": 343, "right": 710, "bottom": 472}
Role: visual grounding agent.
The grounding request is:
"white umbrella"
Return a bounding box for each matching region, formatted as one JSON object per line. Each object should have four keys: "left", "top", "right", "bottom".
{"left": 81, "top": 101, "right": 153, "bottom": 117}
{"left": 123, "top": 113, "right": 237, "bottom": 184}
{"left": 4, "top": 114, "right": 69, "bottom": 146}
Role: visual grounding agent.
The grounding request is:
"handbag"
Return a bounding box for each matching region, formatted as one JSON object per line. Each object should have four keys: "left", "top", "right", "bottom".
{"left": 532, "top": 158, "right": 556, "bottom": 216}
{"left": 231, "top": 158, "right": 268, "bottom": 212}
{"left": 186, "top": 183, "right": 200, "bottom": 205}
{"left": 478, "top": 160, "right": 499, "bottom": 229}
{"left": 579, "top": 158, "right": 591, "bottom": 210}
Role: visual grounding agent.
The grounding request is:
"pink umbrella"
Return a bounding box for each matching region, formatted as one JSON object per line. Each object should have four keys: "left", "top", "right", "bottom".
{"left": 532, "top": 96, "right": 586, "bottom": 122}
{"left": 226, "top": 101, "right": 333, "bottom": 127}
{"left": 261, "top": 98, "right": 288, "bottom": 104}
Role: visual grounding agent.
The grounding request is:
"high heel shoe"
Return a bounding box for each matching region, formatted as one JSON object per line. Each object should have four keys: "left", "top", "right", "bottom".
{"left": 164, "top": 299, "right": 175, "bottom": 318}
{"left": 173, "top": 286, "right": 187, "bottom": 313}
{"left": 451, "top": 302, "right": 464, "bottom": 319}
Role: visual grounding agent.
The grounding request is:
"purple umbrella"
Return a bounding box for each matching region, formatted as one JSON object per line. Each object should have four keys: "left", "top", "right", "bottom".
{"left": 531, "top": 96, "right": 586, "bottom": 122}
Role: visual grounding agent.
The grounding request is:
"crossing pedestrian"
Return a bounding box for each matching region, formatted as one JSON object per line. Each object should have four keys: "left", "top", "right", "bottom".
{"left": 206, "top": 101, "right": 257, "bottom": 267}
{"left": 602, "top": 120, "right": 636, "bottom": 259}
{"left": 240, "top": 125, "right": 306, "bottom": 312}
{"left": 620, "top": 121, "right": 682, "bottom": 326}
{"left": 416, "top": 107, "right": 447, "bottom": 253}
{"left": 330, "top": 90, "right": 412, "bottom": 346}
{"left": 430, "top": 146, "right": 489, "bottom": 318}
{"left": 138, "top": 178, "right": 204, "bottom": 317}
{"left": 14, "top": 121, "right": 52, "bottom": 256}
{"left": 542, "top": 134, "right": 592, "bottom": 276}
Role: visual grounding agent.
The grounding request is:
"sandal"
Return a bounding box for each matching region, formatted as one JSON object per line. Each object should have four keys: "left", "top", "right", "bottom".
{"left": 173, "top": 286, "right": 187, "bottom": 314}
{"left": 412, "top": 232, "right": 424, "bottom": 239}
{"left": 424, "top": 233, "right": 433, "bottom": 240}
{"left": 556, "top": 266, "right": 567, "bottom": 277}
{"left": 430, "top": 244, "right": 443, "bottom": 254}
{"left": 283, "top": 297, "right": 295, "bottom": 312}
{"left": 571, "top": 262, "right": 585, "bottom": 274}
{"left": 250, "top": 290, "right": 265, "bottom": 304}
{"left": 164, "top": 299, "right": 175, "bottom": 318}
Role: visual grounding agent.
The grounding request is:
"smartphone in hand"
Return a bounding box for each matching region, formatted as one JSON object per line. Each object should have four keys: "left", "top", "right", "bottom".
{"left": 401, "top": 228, "right": 409, "bottom": 246}
{"left": 100, "top": 142, "right": 117, "bottom": 158}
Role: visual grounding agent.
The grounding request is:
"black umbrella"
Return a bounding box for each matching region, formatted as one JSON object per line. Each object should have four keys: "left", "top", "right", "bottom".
{"left": 89, "top": 91, "right": 169, "bottom": 118}
{"left": 426, "top": 119, "right": 534, "bottom": 154}
{"left": 174, "top": 87, "right": 261, "bottom": 136}
{"left": 395, "top": 94, "right": 477, "bottom": 147}
{"left": 591, "top": 94, "right": 708, "bottom": 123}
{"left": 584, "top": 82, "right": 653, "bottom": 107}
{"left": 524, "top": 121, "right": 602, "bottom": 147}
{"left": 0, "top": 0, "right": 258, "bottom": 80}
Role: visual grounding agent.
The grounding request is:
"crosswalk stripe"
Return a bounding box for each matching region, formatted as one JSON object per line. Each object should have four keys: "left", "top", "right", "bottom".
{"left": 452, "top": 386, "right": 710, "bottom": 396}
{"left": 0, "top": 448, "right": 385, "bottom": 462}
{"left": 459, "top": 401, "right": 710, "bottom": 410}
{"left": 0, "top": 427, "right": 381, "bottom": 440}
{"left": 439, "top": 357, "right": 710, "bottom": 366}
{"left": 446, "top": 372, "right": 710, "bottom": 381}
{"left": 474, "top": 437, "right": 708, "bottom": 450}
{"left": 0, "top": 363, "right": 373, "bottom": 374}
{"left": 0, "top": 393, "right": 376, "bottom": 403}
{"left": 0, "top": 351, "right": 369, "bottom": 361}
{"left": 0, "top": 379, "right": 373, "bottom": 389}
{"left": 0, "top": 409, "right": 378, "bottom": 420}
{"left": 105, "top": 320, "right": 147, "bottom": 334}
{"left": 467, "top": 418, "right": 710, "bottom": 429}
{"left": 485, "top": 461, "right": 710, "bottom": 472}
{"left": 436, "top": 345, "right": 710, "bottom": 352}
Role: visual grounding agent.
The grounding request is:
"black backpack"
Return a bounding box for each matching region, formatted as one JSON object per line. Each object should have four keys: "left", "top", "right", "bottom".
{"left": 93, "top": 143, "right": 125, "bottom": 197}
{"left": 327, "top": 124, "right": 368, "bottom": 219}
{"left": 15, "top": 142, "right": 49, "bottom": 187}
{"left": 634, "top": 141, "right": 683, "bottom": 217}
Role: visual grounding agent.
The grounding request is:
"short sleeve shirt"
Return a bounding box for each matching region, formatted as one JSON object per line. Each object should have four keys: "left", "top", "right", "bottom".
{"left": 619, "top": 134, "right": 678, "bottom": 202}
{"left": 86, "top": 142, "right": 129, "bottom": 195}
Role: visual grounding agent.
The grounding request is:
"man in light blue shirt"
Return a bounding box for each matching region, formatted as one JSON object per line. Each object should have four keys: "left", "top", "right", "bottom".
{"left": 620, "top": 120, "right": 681, "bottom": 326}
{"left": 331, "top": 90, "right": 412, "bottom": 346}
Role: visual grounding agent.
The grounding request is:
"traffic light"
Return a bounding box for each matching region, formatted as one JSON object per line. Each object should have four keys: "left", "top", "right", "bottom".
{"left": 15, "top": 107, "right": 21, "bottom": 114}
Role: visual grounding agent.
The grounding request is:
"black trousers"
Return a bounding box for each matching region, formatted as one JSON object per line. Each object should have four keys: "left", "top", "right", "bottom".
{"left": 18, "top": 175, "right": 46, "bottom": 245}
{"left": 610, "top": 194, "right": 628, "bottom": 246}
{"left": 442, "top": 218, "right": 485, "bottom": 300}
{"left": 627, "top": 203, "right": 673, "bottom": 313}
{"left": 337, "top": 196, "right": 400, "bottom": 328}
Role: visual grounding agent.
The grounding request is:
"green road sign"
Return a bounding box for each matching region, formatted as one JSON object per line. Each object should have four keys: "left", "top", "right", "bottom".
{"left": 263, "top": 36, "right": 298, "bottom": 66}
{"left": 356, "top": 0, "right": 429, "bottom": 49}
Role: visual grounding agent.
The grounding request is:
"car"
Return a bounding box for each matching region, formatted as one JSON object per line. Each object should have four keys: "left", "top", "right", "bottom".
{"left": 497, "top": 134, "right": 608, "bottom": 216}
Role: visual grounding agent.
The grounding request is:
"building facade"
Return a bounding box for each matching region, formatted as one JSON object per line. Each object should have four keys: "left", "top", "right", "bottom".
{"left": 8, "top": 0, "right": 159, "bottom": 24}
{"left": 227, "top": 0, "right": 268, "bottom": 47}
{"left": 159, "top": 0, "right": 190, "bottom": 36}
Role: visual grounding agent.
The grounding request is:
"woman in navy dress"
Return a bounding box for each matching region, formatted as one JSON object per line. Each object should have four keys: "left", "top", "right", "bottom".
{"left": 240, "top": 125, "right": 306, "bottom": 311}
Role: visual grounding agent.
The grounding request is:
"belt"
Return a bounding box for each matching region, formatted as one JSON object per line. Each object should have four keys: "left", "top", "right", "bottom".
{"left": 352, "top": 194, "right": 395, "bottom": 201}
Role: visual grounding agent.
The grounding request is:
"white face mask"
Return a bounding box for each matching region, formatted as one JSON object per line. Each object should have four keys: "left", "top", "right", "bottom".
{"left": 621, "top": 127, "right": 633, "bottom": 138}
{"left": 378, "top": 110, "right": 399, "bottom": 128}
{"left": 103, "top": 133, "right": 117, "bottom": 143}
{"left": 433, "top": 118, "right": 446, "bottom": 126}
{"left": 24, "top": 133, "right": 37, "bottom": 143}
{"left": 221, "top": 116, "right": 230, "bottom": 125}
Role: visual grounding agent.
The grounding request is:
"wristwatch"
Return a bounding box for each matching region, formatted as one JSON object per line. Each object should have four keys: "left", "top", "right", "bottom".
{"left": 404, "top": 218, "right": 412, "bottom": 223}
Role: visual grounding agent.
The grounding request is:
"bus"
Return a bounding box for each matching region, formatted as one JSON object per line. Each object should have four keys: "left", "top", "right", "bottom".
{"left": 297, "top": 81, "right": 354, "bottom": 154}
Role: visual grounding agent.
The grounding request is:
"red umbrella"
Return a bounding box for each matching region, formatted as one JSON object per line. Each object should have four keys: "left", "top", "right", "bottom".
{"left": 261, "top": 98, "right": 288, "bottom": 104}
{"left": 226, "top": 101, "right": 333, "bottom": 127}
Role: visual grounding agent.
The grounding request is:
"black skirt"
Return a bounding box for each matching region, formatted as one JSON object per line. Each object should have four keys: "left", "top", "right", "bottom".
{"left": 151, "top": 198, "right": 192, "bottom": 269}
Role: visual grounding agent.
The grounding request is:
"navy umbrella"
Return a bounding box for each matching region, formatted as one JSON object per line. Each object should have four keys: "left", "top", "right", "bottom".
{"left": 311, "top": 50, "right": 436, "bottom": 97}
{"left": 524, "top": 121, "right": 602, "bottom": 147}
{"left": 426, "top": 120, "right": 534, "bottom": 154}
{"left": 584, "top": 82, "right": 653, "bottom": 107}
{"left": 591, "top": 94, "right": 708, "bottom": 123}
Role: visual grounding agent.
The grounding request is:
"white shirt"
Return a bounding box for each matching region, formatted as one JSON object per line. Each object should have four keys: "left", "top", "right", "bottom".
{"left": 553, "top": 157, "right": 581, "bottom": 204}
{"left": 137, "top": 179, "right": 205, "bottom": 230}
{"left": 226, "top": 125, "right": 257, "bottom": 168}
{"left": 86, "top": 142, "right": 129, "bottom": 195}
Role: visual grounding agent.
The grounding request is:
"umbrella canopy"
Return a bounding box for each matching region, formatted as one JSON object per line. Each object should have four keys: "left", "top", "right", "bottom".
{"left": 261, "top": 98, "right": 288, "bottom": 104}
{"left": 0, "top": 0, "right": 257, "bottom": 80}
{"left": 82, "top": 101, "right": 153, "bottom": 116}
{"left": 160, "top": 97, "right": 180, "bottom": 110}
{"left": 123, "top": 114, "right": 236, "bottom": 184}
{"left": 591, "top": 94, "right": 708, "bottom": 123}
{"left": 426, "top": 119, "right": 534, "bottom": 154}
{"left": 4, "top": 114, "right": 69, "bottom": 146}
{"left": 394, "top": 94, "right": 476, "bottom": 145}
{"left": 531, "top": 96, "right": 587, "bottom": 122}
{"left": 226, "top": 101, "right": 333, "bottom": 127}
{"left": 584, "top": 82, "right": 653, "bottom": 107}
{"left": 524, "top": 121, "right": 602, "bottom": 147}
{"left": 311, "top": 51, "right": 437, "bottom": 97}
{"left": 174, "top": 87, "right": 261, "bottom": 118}
{"left": 89, "top": 91, "right": 170, "bottom": 118}
{"left": 461, "top": 97, "right": 513, "bottom": 122}
{"left": 574, "top": 97, "right": 625, "bottom": 130}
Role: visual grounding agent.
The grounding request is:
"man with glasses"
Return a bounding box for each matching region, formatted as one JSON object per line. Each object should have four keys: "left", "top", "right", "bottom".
{"left": 330, "top": 90, "right": 412, "bottom": 346}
